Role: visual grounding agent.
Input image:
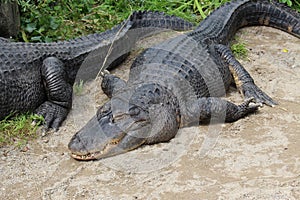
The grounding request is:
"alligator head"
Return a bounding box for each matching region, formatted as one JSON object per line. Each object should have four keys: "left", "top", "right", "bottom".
{"left": 68, "top": 83, "right": 181, "bottom": 160}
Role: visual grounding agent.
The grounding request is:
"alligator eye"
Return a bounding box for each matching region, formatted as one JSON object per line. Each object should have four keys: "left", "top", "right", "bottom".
{"left": 97, "top": 103, "right": 112, "bottom": 119}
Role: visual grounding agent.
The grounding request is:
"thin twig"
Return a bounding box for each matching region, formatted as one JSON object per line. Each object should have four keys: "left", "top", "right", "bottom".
{"left": 95, "top": 13, "right": 132, "bottom": 79}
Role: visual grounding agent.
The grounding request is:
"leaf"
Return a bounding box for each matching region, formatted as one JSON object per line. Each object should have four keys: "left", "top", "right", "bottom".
{"left": 25, "top": 22, "right": 37, "bottom": 33}
{"left": 44, "top": 36, "right": 53, "bottom": 43}
{"left": 31, "top": 36, "right": 42, "bottom": 42}
{"left": 54, "top": 5, "right": 61, "bottom": 11}
{"left": 49, "top": 17, "right": 60, "bottom": 30}
{"left": 194, "top": 0, "right": 207, "bottom": 19}
{"left": 37, "top": 27, "right": 45, "bottom": 34}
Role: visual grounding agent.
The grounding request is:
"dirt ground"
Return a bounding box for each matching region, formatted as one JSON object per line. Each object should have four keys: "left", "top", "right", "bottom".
{"left": 0, "top": 27, "right": 299, "bottom": 200}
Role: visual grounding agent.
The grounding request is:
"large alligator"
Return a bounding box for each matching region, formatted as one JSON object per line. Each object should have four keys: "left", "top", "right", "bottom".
{"left": 0, "top": 11, "right": 193, "bottom": 130}
{"left": 68, "top": 0, "right": 300, "bottom": 160}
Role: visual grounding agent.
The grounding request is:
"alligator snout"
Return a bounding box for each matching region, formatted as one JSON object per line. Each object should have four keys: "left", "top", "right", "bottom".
{"left": 68, "top": 101, "right": 148, "bottom": 160}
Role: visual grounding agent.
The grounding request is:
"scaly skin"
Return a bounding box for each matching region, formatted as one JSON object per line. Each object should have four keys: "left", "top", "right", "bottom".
{"left": 68, "top": 0, "right": 300, "bottom": 160}
{"left": 0, "top": 11, "right": 194, "bottom": 130}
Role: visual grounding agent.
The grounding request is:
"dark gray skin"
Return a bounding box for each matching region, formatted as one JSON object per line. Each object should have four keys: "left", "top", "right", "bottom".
{"left": 0, "top": 11, "right": 193, "bottom": 130}
{"left": 68, "top": 0, "right": 300, "bottom": 160}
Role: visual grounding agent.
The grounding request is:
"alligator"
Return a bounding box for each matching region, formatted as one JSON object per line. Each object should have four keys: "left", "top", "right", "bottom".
{"left": 68, "top": 0, "right": 300, "bottom": 160}
{"left": 0, "top": 11, "right": 193, "bottom": 130}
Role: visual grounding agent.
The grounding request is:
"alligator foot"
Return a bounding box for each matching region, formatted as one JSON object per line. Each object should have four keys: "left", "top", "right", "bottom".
{"left": 101, "top": 73, "right": 126, "bottom": 98}
{"left": 234, "top": 97, "right": 261, "bottom": 118}
{"left": 35, "top": 101, "right": 69, "bottom": 131}
{"left": 241, "top": 82, "right": 277, "bottom": 107}
{"left": 224, "top": 97, "right": 260, "bottom": 122}
{"left": 215, "top": 44, "right": 277, "bottom": 107}
{"left": 39, "top": 57, "right": 73, "bottom": 131}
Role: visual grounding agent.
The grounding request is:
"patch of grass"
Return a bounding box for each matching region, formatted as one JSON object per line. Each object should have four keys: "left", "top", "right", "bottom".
{"left": 16, "top": 0, "right": 233, "bottom": 42}
{"left": 231, "top": 38, "right": 249, "bottom": 60}
{"left": 16, "top": 0, "right": 298, "bottom": 42}
{"left": 73, "top": 80, "right": 85, "bottom": 95}
{"left": 0, "top": 113, "right": 44, "bottom": 148}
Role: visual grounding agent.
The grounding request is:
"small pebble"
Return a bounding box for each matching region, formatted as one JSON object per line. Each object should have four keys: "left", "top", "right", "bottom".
{"left": 43, "top": 139, "right": 49, "bottom": 143}
{"left": 20, "top": 146, "right": 29, "bottom": 152}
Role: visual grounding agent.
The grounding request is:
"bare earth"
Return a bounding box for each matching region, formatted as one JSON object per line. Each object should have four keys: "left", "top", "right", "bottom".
{"left": 0, "top": 27, "right": 299, "bottom": 200}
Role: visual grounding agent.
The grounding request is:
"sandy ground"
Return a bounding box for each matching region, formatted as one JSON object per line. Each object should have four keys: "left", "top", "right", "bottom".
{"left": 0, "top": 27, "right": 299, "bottom": 200}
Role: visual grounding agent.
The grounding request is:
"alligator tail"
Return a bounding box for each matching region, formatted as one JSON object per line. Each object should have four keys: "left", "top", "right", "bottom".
{"left": 195, "top": 0, "right": 300, "bottom": 43}
{"left": 241, "top": 0, "right": 300, "bottom": 38}
{"left": 129, "top": 10, "right": 194, "bottom": 31}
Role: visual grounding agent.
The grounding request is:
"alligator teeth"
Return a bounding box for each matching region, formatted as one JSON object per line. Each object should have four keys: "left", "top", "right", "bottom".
{"left": 71, "top": 151, "right": 103, "bottom": 160}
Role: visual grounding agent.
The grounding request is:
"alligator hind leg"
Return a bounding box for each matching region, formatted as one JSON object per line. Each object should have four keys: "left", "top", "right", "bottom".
{"left": 215, "top": 44, "right": 276, "bottom": 106}
{"left": 101, "top": 73, "right": 126, "bottom": 98}
{"left": 35, "top": 57, "right": 73, "bottom": 130}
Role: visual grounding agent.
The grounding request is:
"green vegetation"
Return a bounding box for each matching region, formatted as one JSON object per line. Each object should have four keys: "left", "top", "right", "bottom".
{"left": 231, "top": 37, "right": 248, "bottom": 60}
{"left": 231, "top": 42, "right": 248, "bottom": 60}
{"left": 73, "top": 80, "right": 85, "bottom": 95}
{"left": 15, "top": 0, "right": 299, "bottom": 42}
{"left": 0, "top": 113, "right": 44, "bottom": 147}
{"left": 281, "top": 0, "right": 300, "bottom": 10}
{"left": 16, "top": 0, "right": 233, "bottom": 42}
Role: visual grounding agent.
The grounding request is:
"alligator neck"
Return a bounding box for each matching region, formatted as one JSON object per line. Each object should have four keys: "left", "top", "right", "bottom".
{"left": 190, "top": 0, "right": 300, "bottom": 45}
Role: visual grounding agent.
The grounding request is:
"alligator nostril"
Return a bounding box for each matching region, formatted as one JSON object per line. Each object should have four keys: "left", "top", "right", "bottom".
{"left": 129, "top": 107, "right": 140, "bottom": 116}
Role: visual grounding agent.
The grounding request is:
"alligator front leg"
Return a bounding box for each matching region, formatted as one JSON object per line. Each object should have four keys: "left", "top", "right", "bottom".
{"left": 35, "top": 57, "right": 73, "bottom": 130}
{"left": 185, "top": 97, "right": 260, "bottom": 126}
{"left": 101, "top": 73, "right": 126, "bottom": 98}
{"left": 215, "top": 44, "right": 277, "bottom": 106}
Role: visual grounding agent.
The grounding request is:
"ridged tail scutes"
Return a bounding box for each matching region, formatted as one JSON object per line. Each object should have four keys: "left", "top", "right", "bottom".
{"left": 250, "top": 0, "right": 300, "bottom": 38}
{"left": 194, "top": 0, "right": 300, "bottom": 43}
{"left": 235, "top": 0, "right": 300, "bottom": 40}
{"left": 129, "top": 10, "right": 194, "bottom": 31}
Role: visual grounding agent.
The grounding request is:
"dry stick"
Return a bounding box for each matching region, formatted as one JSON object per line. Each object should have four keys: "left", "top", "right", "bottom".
{"left": 95, "top": 14, "right": 132, "bottom": 79}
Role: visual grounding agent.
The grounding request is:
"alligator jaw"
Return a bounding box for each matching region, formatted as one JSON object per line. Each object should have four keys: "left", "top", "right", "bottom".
{"left": 70, "top": 151, "right": 108, "bottom": 161}
{"left": 68, "top": 102, "right": 148, "bottom": 161}
{"left": 69, "top": 133, "right": 146, "bottom": 161}
{"left": 70, "top": 138, "right": 124, "bottom": 161}
{"left": 71, "top": 152, "right": 99, "bottom": 160}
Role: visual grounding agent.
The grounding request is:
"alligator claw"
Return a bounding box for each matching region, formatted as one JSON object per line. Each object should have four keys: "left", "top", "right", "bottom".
{"left": 242, "top": 83, "right": 277, "bottom": 107}
{"left": 230, "top": 97, "right": 261, "bottom": 121}
{"left": 35, "top": 101, "right": 69, "bottom": 131}
{"left": 240, "top": 97, "right": 261, "bottom": 109}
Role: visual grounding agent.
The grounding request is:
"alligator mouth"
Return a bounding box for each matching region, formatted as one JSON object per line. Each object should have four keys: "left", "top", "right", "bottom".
{"left": 68, "top": 101, "right": 150, "bottom": 161}
{"left": 71, "top": 152, "right": 99, "bottom": 160}
{"left": 70, "top": 137, "right": 122, "bottom": 161}
{"left": 71, "top": 151, "right": 106, "bottom": 160}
